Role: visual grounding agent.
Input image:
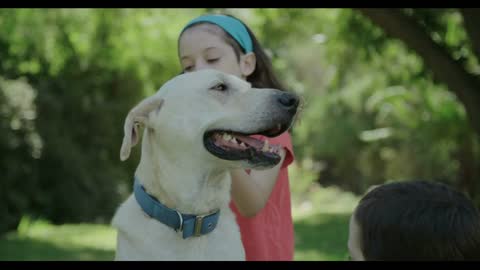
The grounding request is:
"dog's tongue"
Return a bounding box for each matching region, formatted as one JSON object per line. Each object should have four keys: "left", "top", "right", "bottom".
{"left": 234, "top": 134, "right": 267, "bottom": 150}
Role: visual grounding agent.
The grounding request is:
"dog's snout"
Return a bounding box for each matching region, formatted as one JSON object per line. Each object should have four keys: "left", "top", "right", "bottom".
{"left": 277, "top": 93, "right": 299, "bottom": 114}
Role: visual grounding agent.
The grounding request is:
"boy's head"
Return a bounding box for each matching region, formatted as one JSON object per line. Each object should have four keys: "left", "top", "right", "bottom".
{"left": 348, "top": 180, "right": 480, "bottom": 261}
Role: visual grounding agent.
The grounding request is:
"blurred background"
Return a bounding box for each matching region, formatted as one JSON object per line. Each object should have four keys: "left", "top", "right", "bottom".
{"left": 0, "top": 8, "right": 479, "bottom": 261}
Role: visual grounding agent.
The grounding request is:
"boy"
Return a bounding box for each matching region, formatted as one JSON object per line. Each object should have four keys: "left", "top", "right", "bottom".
{"left": 348, "top": 180, "right": 480, "bottom": 260}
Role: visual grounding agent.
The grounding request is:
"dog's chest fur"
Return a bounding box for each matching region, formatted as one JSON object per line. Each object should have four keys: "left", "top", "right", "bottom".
{"left": 112, "top": 195, "right": 245, "bottom": 260}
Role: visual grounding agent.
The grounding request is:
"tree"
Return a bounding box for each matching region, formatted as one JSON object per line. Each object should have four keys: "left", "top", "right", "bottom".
{"left": 356, "top": 8, "right": 480, "bottom": 136}
{"left": 0, "top": 8, "right": 206, "bottom": 234}
{"left": 353, "top": 8, "right": 480, "bottom": 202}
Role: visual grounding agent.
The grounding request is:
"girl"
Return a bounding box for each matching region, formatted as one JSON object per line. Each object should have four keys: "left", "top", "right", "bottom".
{"left": 177, "top": 13, "right": 296, "bottom": 261}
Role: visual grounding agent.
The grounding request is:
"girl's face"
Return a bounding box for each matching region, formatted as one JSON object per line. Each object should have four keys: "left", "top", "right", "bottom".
{"left": 178, "top": 24, "right": 255, "bottom": 79}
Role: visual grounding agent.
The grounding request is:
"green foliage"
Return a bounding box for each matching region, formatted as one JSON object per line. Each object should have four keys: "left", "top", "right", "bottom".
{"left": 0, "top": 77, "right": 40, "bottom": 233}
{"left": 265, "top": 8, "right": 480, "bottom": 197}
{"left": 0, "top": 9, "right": 208, "bottom": 233}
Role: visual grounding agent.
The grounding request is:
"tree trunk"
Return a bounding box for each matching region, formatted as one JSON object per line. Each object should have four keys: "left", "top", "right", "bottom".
{"left": 456, "top": 134, "right": 477, "bottom": 201}
{"left": 459, "top": 8, "right": 480, "bottom": 63}
{"left": 356, "top": 8, "right": 480, "bottom": 136}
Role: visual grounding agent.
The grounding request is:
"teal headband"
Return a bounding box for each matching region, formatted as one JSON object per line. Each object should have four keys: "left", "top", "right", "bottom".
{"left": 182, "top": 14, "right": 253, "bottom": 53}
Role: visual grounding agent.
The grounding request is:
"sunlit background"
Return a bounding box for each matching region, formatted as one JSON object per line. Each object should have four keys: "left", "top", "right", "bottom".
{"left": 1, "top": 8, "right": 479, "bottom": 261}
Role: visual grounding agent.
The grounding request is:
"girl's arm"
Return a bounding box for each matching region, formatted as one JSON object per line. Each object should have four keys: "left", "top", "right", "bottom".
{"left": 230, "top": 148, "right": 286, "bottom": 217}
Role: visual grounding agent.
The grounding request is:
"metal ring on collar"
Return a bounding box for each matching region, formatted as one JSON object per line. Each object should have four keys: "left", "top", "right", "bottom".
{"left": 175, "top": 210, "right": 183, "bottom": 232}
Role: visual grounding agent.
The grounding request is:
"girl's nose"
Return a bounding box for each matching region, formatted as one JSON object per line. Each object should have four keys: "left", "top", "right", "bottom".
{"left": 192, "top": 60, "right": 210, "bottom": 72}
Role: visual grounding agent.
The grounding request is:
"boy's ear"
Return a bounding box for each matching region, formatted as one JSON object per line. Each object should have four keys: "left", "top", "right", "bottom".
{"left": 240, "top": 52, "right": 256, "bottom": 77}
{"left": 366, "top": 185, "right": 380, "bottom": 193}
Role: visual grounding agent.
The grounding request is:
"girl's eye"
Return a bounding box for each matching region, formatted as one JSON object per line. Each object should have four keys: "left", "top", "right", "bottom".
{"left": 210, "top": 83, "right": 228, "bottom": 92}
{"left": 184, "top": 66, "right": 193, "bottom": 72}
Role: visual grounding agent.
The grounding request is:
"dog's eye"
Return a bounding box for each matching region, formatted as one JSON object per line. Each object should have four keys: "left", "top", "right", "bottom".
{"left": 210, "top": 83, "right": 228, "bottom": 92}
{"left": 207, "top": 58, "right": 220, "bottom": 63}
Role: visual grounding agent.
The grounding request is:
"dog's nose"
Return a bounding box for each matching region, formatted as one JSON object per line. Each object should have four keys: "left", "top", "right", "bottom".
{"left": 278, "top": 92, "right": 299, "bottom": 114}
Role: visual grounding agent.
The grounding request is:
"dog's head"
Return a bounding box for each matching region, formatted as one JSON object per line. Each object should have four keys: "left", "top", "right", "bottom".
{"left": 120, "top": 69, "right": 299, "bottom": 169}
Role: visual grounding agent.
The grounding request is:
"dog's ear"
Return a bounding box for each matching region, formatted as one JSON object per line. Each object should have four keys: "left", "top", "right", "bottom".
{"left": 120, "top": 96, "right": 164, "bottom": 161}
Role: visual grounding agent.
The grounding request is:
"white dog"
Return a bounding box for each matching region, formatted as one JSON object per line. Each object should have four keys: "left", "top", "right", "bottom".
{"left": 111, "top": 69, "right": 299, "bottom": 260}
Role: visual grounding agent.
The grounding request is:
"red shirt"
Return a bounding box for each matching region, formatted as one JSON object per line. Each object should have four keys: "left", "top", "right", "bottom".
{"left": 229, "top": 131, "right": 295, "bottom": 261}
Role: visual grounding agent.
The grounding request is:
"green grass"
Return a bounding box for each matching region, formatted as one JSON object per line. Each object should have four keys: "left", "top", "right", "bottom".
{"left": 0, "top": 218, "right": 116, "bottom": 261}
{"left": 0, "top": 210, "right": 353, "bottom": 261}
{"left": 291, "top": 180, "right": 360, "bottom": 261}
{"left": 0, "top": 167, "right": 360, "bottom": 261}
{"left": 293, "top": 212, "right": 351, "bottom": 261}
{"left": 3, "top": 217, "right": 353, "bottom": 261}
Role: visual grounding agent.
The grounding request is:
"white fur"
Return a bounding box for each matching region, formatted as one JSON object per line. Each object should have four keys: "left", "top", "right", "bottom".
{"left": 112, "top": 69, "right": 293, "bottom": 260}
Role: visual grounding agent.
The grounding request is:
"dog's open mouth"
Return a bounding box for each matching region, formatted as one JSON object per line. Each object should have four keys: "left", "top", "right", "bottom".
{"left": 203, "top": 123, "right": 288, "bottom": 167}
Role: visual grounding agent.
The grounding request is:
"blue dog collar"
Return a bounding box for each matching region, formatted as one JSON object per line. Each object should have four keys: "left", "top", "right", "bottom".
{"left": 133, "top": 177, "right": 220, "bottom": 239}
{"left": 182, "top": 14, "right": 253, "bottom": 53}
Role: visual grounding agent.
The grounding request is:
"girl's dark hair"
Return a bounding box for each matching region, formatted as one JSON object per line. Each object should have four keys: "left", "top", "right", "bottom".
{"left": 354, "top": 180, "right": 480, "bottom": 261}
{"left": 179, "top": 14, "right": 287, "bottom": 92}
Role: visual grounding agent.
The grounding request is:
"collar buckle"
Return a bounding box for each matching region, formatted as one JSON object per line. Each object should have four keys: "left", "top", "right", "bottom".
{"left": 194, "top": 208, "right": 219, "bottom": 236}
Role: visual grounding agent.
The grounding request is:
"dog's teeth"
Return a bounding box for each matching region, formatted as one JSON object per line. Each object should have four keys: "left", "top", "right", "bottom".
{"left": 223, "top": 133, "right": 232, "bottom": 141}
{"left": 262, "top": 140, "right": 269, "bottom": 152}
{"left": 240, "top": 142, "right": 246, "bottom": 148}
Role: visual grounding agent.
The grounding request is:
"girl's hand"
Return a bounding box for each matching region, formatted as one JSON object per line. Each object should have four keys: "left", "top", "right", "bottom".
{"left": 230, "top": 147, "right": 286, "bottom": 217}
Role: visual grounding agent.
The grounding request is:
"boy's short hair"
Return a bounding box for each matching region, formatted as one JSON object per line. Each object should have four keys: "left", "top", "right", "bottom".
{"left": 354, "top": 180, "right": 480, "bottom": 260}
